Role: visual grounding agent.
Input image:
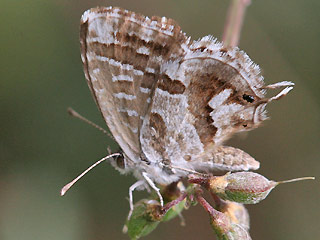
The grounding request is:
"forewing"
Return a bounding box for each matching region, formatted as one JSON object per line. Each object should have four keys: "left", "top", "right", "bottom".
{"left": 80, "top": 7, "right": 188, "bottom": 160}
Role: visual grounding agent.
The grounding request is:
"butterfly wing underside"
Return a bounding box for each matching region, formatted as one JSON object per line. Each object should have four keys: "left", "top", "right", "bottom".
{"left": 80, "top": 7, "right": 188, "bottom": 161}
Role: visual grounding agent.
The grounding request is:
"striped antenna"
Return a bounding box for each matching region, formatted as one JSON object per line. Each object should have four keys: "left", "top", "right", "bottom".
{"left": 67, "top": 107, "right": 114, "bottom": 140}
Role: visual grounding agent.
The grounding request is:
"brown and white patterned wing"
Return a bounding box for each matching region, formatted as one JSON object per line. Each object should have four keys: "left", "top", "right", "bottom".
{"left": 191, "top": 146, "right": 260, "bottom": 172}
{"left": 140, "top": 36, "right": 293, "bottom": 173}
{"left": 80, "top": 7, "right": 188, "bottom": 161}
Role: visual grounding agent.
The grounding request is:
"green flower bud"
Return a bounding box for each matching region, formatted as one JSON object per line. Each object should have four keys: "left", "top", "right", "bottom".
{"left": 209, "top": 172, "right": 276, "bottom": 204}
{"left": 124, "top": 191, "right": 188, "bottom": 239}
{"left": 217, "top": 200, "right": 250, "bottom": 231}
{"left": 125, "top": 200, "right": 161, "bottom": 240}
{"left": 190, "top": 172, "right": 314, "bottom": 204}
{"left": 214, "top": 222, "right": 252, "bottom": 240}
{"left": 196, "top": 193, "right": 252, "bottom": 240}
{"left": 210, "top": 172, "right": 314, "bottom": 204}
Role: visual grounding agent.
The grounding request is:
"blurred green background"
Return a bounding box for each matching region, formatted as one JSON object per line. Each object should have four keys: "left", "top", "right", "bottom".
{"left": 1, "top": 0, "right": 319, "bottom": 239}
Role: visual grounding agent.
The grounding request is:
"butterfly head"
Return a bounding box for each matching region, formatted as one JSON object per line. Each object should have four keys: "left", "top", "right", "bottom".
{"left": 109, "top": 151, "right": 138, "bottom": 175}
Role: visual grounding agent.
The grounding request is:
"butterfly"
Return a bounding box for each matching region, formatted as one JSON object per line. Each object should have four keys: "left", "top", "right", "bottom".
{"left": 63, "top": 6, "right": 293, "bottom": 212}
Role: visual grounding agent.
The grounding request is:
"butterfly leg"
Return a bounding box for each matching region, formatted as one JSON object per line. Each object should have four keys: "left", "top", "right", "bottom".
{"left": 128, "top": 180, "right": 145, "bottom": 219}
{"left": 142, "top": 172, "right": 164, "bottom": 207}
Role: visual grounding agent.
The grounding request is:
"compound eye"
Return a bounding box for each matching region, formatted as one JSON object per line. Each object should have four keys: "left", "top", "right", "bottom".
{"left": 243, "top": 94, "right": 255, "bottom": 103}
{"left": 116, "top": 154, "right": 125, "bottom": 169}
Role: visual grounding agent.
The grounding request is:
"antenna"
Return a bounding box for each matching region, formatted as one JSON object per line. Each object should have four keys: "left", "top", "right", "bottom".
{"left": 60, "top": 153, "right": 121, "bottom": 196}
{"left": 67, "top": 107, "right": 114, "bottom": 140}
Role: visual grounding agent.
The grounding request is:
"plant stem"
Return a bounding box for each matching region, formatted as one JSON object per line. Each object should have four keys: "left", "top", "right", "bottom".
{"left": 222, "top": 0, "right": 251, "bottom": 47}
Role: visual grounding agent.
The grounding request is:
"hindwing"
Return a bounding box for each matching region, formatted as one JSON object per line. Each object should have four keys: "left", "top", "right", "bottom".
{"left": 140, "top": 36, "right": 292, "bottom": 173}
